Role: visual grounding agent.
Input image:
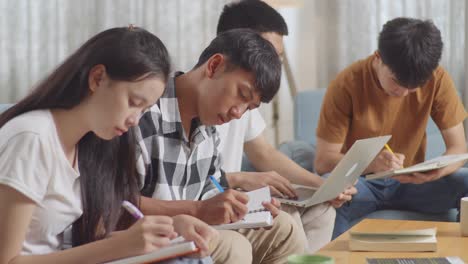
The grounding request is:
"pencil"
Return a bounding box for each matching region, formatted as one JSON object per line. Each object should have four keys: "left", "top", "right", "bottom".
{"left": 384, "top": 144, "right": 395, "bottom": 155}
{"left": 384, "top": 144, "right": 404, "bottom": 168}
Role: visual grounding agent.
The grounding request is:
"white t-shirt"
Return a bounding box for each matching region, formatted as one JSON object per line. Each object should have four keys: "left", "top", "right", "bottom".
{"left": 216, "top": 109, "right": 266, "bottom": 172}
{"left": 0, "top": 110, "right": 82, "bottom": 254}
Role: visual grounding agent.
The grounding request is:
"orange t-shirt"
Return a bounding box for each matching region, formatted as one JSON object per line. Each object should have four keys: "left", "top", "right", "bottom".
{"left": 316, "top": 55, "right": 467, "bottom": 166}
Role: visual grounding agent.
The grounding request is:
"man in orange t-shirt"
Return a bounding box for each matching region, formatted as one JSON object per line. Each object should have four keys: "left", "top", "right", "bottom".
{"left": 315, "top": 17, "right": 468, "bottom": 238}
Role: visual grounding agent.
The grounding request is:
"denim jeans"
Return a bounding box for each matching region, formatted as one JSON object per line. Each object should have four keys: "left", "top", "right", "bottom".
{"left": 332, "top": 168, "right": 468, "bottom": 239}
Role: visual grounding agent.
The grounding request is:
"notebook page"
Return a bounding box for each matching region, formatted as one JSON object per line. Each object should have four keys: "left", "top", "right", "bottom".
{"left": 246, "top": 186, "right": 271, "bottom": 213}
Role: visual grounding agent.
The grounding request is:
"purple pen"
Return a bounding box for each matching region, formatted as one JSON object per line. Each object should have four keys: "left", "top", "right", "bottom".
{"left": 122, "top": 200, "right": 144, "bottom": 219}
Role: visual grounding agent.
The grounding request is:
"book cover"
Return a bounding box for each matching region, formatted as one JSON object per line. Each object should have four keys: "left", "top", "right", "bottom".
{"left": 349, "top": 228, "right": 437, "bottom": 252}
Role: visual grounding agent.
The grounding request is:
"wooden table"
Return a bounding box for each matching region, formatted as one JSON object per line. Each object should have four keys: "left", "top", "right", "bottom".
{"left": 316, "top": 219, "right": 468, "bottom": 263}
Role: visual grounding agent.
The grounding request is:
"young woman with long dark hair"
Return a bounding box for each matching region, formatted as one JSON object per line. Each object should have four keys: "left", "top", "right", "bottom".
{"left": 0, "top": 26, "right": 216, "bottom": 264}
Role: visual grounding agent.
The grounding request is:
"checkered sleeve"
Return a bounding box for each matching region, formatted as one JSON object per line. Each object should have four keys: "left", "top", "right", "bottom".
{"left": 134, "top": 109, "right": 161, "bottom": 197}
{"left": 200, "top": 127, "right": 227, "bottom": 200}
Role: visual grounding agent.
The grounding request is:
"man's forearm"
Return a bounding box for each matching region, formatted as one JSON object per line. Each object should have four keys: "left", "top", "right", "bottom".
{"left": 314, "top": 152, "right": 344, "bottom": 175}
{"left": 248, "top": 145, "right": 324, "bottom": 187}
{"left": 439, "top": 146, "right": 468, "bottom": 177}
{"left": 140, "top": 196, "right": 201, "bottom": 217}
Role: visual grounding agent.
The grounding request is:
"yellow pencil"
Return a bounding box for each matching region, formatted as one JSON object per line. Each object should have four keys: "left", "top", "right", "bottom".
{"left": 384, "top": 144, "right": 395, "bottom": 155}
{"left": 385, "top": 144, "right": 404, "bottom": 168}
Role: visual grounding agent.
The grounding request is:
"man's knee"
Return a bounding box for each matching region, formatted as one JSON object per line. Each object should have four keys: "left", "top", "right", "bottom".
{"left": 271, "top": 211, "right": 306, "bottom": 252}
{"left": 306, "top": 203, "right": 336, "bottom": 225}
{"left": 210, "top": 230, "right": 252, "bottom": 264}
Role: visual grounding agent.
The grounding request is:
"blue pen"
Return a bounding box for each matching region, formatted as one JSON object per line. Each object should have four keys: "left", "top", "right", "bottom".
{"left": 209, "top": 175, "right": 224, "bottom": 193}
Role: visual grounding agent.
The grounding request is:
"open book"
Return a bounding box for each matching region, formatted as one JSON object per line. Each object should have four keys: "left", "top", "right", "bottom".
{"left": 366, "top": 153, "right": 468, "bottom": 180}
{"left": 349, "top": 228, "right": 437, "bottom": 252}
{"left": 104, "top": 237, "right": 198, "bottom": 264}
{"left": 212, "top": 187, "right": 273, "bottom": 230}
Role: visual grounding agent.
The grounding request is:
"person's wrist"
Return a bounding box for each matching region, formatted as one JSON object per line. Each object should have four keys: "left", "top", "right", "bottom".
{"left": 192, "top": 200, "right": 204, "bottom": 219}
{"left": 106, "top": 230, "right": 136, "bottom": 258}
{"left": 225, "top": 173, "right": 239, "bottom": 188}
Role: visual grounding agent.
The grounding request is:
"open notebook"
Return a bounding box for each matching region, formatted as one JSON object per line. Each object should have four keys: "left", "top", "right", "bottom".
{"left": 104, "top": 237, "right": 198, "bottom": 264}
{"left": 366, "top": 153, "right": 468, "bottom": 180}
{"left": 349, "top": 228, "right": 437, "bottom": 252}
{"left": 212, "top": 187, "right": 273, "bottom": 230}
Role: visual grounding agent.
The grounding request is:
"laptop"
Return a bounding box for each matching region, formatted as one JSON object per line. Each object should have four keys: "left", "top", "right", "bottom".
{"left": 277, "top": 135, "right": 391, "bottom": 207}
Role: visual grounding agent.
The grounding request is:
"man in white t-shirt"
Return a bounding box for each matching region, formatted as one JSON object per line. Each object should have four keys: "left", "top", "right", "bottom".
{"left": 215, "top": 1, "right": 357, "bottom": 252}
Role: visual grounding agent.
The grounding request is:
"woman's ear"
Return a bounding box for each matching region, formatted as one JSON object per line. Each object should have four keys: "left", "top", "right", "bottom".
{"left": 88, "top": 64, "right": 107, "bottom": 92}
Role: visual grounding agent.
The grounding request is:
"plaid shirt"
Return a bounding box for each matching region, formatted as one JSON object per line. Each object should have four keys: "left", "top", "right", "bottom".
{"left": 134, "top": 72, "right": 226, "bottom": 201}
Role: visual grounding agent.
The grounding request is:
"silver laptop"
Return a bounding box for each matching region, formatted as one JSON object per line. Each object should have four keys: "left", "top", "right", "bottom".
{"left": 277, "top": 135, "right": 391, "bottom": 207}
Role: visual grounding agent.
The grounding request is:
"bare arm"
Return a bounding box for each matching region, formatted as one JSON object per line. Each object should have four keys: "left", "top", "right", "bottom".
{"left": 439, "top": 123, "right": 467, "bottom": 171}
{"left": 140, "top": 196, "right": 201, "bottom": 217}
{"left": 243, "top": 134, "right": 323, "bottom": 187}
{"left": 314, "top": 137, "right": 345, "bottom": 175}
{"left": 140, "top": 191, "right": 251, "bottom": 225}
{"left": 1, "top": 185, "right": 176, "bottom": 264}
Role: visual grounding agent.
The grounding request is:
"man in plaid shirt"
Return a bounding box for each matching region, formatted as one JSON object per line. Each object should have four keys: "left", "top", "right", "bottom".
{"left": 135, "top": 29, "right": 305, "bottom": 264}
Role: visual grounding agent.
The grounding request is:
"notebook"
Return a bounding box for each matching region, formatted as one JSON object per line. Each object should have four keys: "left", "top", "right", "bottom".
{"left": 104, "top": 237, "right": 198, "bottom": 264}
{"left": 277, "top": 136, "right": 391, "bottom": 207}
{"left": 349, "top": 228, "right": 437, "bottom": 252}
{"left": 212, "top": 187, "right": 273, "bottom": 230}
{"left": 366, "top": 153, "right": 468, "bottom": 180}
{"left": 366, "top": 257, "right": 464, "bottom": 264}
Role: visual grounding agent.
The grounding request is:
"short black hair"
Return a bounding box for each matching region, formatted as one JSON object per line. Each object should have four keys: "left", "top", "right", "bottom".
{"left": 194, "top": 28, "right": 281, "bottom": 103}
{"left": 378, "top": 17, "right": 443, "bottom": 88}
{"left": 217, "top": 0, "right": 288, "bottom": 36}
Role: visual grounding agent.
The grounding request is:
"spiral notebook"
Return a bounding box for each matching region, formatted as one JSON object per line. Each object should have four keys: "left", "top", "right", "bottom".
{"left": 212, "top": 187, "right": 273, "bottom": 230}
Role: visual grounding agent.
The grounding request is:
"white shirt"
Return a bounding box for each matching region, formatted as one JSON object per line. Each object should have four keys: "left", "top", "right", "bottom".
{"left": 216, "top": 109, "right": 266, "bottom": 172}
{"left": 0, "top": 110, "right": 82, "bottom": 254}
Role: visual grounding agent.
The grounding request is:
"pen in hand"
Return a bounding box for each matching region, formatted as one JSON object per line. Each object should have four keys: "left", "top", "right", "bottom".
{"left": 122, "top": 200, "right": 184, "bottom": 243}
{"left": 122, "top": 200, "right": 144, "bottom": 219}
{"left": 209, "top": 175, "right": 224, "bottom": 193}
{"left": 384, "top": 144, "right": 404, "bottom": 168}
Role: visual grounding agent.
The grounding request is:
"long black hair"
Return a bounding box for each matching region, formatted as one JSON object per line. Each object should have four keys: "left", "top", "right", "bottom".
{"left": 0, "top": 26, "right": 170, "bottom": 245}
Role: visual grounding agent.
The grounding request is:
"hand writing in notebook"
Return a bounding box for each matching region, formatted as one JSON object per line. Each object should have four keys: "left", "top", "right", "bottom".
{"left": 117, "top": 215, "right": 179, "bottom": 257}
{"left": 367, "top": 148, "right": 405, "bottom": 174}
{"left": 197, "top": 188, "right": 281, "bottom": 225}
{"left": 121, "top": 201, "right": 217, "bottom": 257}
{"left": 197, "top": 189, "right": 250, "bottom": 224}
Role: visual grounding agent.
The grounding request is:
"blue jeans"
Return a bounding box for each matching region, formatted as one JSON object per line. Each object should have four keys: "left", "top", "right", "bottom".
{"left": 333, "top": 168, "right": 468, "bottom": 239}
